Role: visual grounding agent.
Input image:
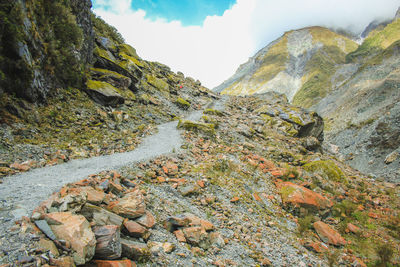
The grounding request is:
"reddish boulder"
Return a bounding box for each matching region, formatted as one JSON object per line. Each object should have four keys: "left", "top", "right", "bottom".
{"left": 278, "top": 182, "right": 332, "bottom": 210}
{"left": 135, "top": 211, "right": 155, "bottom": 228}
{"left": 123, "top": 220, "right": 148, "bottom": 238}
{"left": 313, "top": 221, "right": 346, "bottom": 246}
{"left": 107, "top": 190, "right": 146, "bottom": 219}
{"left": 45, "top": 212, "right": 96, "bottom": 265}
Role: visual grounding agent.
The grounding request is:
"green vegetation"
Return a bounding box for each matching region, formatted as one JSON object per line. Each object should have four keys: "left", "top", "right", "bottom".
{"left": 177, "top": 120, "right": 215, "bottom": 135}
{"left": 346, "top": 19, "right": 400, "bottom": 62}
{"left": 303, "top": 160, "right": 347, "bottom": 183}
{"left": 203, "top": 109, "right": 224, "bottom": 116}
{"left": 91, "top": 14, "right": 124, "bottom": 44}
{"left": 175, "top": 97, "right": 191, "bottom": 109}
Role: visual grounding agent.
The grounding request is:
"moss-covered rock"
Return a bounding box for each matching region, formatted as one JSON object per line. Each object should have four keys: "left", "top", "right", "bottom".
{"left": 303, "top": 160, "right": 347, "bottom": 183}
{"left": 146, "top": 74, "right": 169, "bottom": 92}
{"left": 175, "top": 97, "right": 191, "bottom": 110}
{"left": 85, "top": 80, "right": 124, "bottom": 106}
{"left": 90, "top": 68, "right": 131, "bottom": 88}
{"left": 203, "top": 109, "right": 224, "bottom": 116}
{"left": 177, "top": 120, "right": 215, "bottom": 135}
{"left": 118, "top": 44, "right": 139, "bottom": 59}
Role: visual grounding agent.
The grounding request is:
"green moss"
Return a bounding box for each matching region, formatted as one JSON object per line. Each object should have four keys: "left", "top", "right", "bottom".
{"left": 118, "top": 44, "right": 138, "bottom": 58}
{"left": 86, "top": 80, "right": 120, "bottom": 94}
{"left": 177, "top": 120, "right": 215, "bottom": 135}
{"left": 303, "top": 160, "right": 347, "bottom": 183}
{"left": 90, "top": 67, "right": 127, "bottom": 80}
{"left": 146, "top": 74, "right": 169, "bottom": 91}
{"left": 119, "top": 52, "right": 144, "bottom": 68}
{"left": 175, "top": 97, "right": 190, "bottom": 110}
{"left": 94, "top": 47, "right": 114, "bottom": 61}
{"left": 203, "top": 109, "right": 224, "bottom": 116}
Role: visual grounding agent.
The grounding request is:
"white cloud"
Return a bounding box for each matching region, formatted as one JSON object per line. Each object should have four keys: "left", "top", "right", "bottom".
{"left": 93, "top": 0, "right": 399, "bottom": 88}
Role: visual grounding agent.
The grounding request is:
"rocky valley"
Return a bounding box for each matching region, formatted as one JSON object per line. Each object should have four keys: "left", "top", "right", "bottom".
{"left": 0, "top": 1, "right": 399, "bottom": 267}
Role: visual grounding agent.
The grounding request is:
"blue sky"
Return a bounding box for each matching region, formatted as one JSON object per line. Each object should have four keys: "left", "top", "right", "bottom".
{"left": 126, "top": 0, "right": 236, "bottom": 26}
{"left": 93, "top": 0, "right": 399, "bottom": 88}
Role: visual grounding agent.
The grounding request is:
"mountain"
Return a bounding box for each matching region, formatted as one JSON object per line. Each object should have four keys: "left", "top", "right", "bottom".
{"left": 215, "top": 26, "right": 358, "bottom": 108}
{"left": 216, "top": 10, "right": 400, "bottom": 182}
{"left": 0, "top": 1, "right": 399, "bottom": 267}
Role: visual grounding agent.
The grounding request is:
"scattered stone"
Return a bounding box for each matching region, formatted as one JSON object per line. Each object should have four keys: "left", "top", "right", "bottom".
{"left": 384, "top": 151, "right": 399, "bottom": 164}
{"left": 123, "top": 220, "right": 148, "bottom": 238}
{"left": 304, "top": 241, "right": 328, "bottom": 253}
{"left": 34, "top": 220, "right": 57, "bottom": 241}
{"left": 49, "top": 256, "right": 75, "bottom": 267}
{"left": 182, "top": 226, "right": 210, "bottom": 249}
{"left": 135, "top": 211, "right": 155, "bottom": 228}
{"left": 38, "top": 238, "right": 59, "bottom": 257}
{"left": 81, "top": 187, "right": 106, "bottom": 205}
{"left": 120, "top": 239, "right": 149, "bottom": 260}
{"left": 94, "top": 225, "right": 122, "bottom": 260}
{"left": 10, "top": 162, "right": 30, "bottom": 172}
{"left": 107, "top": 190, "right": 146, "bottom": 219}
{"left": 346, "top": 223, "right": 360, "bottom": 234}
{"left": 313, "top": 221, "right": 346, "bottom": 246}
{"left": 81, "top": 204, "right": 124, "bottom": 227}
{"left": 179, "top": 184, "right": 200, "bottom": 196}
{"left": 174, "top": 229, "right": 186, "bottom": 242}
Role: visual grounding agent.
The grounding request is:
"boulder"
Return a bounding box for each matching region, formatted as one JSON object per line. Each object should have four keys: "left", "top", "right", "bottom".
{"left": 81, "top": 203, "right": 124, "bottom": 227}
{"left": 278, "top": 182, "right": 332, "bottom": 210}
{"left": 45, "top": 212, "right": 96, "bottom": 265}
{"left": 85, "top": 80, "right": 124, "bottom": 107}
{"left": 94, "top": 225, "right": 122, "bottom": 260}
{"left": 313, "top": 221, "right": 346, "bottom": 246}
{"left": 107, "top": 190, "right": 146, "bottom": 219}
{"left": 135, "top": 211, "right": 155, "bottom": 228}
{"left": 123, "top": 220, "right": 149, "bottom": 238}
{"left": 120, "top": 239, "right": 149, "bottom": 260}
{"left": 182, "top": 226, "right": 210, "bottom": 249}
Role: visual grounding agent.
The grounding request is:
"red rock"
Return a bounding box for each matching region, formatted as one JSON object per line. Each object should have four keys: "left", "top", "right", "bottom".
{"left": 230, "top": 197, "right": 240, "bottom": 203}
{"left": 270, "top": 169, "right": 284, "bottom": 177}
{"left": 346, "top": 223, "right": 360, "bottom": 234}
{"left": 94, "top": 225, "right": 121, "bottom": 259}
{"left": 162, "top": 162, "right": 178, "bottom": 176}
{"left": 277, "top": 182, "right": 332, "bottom": 210}
{"left": 304, "top": 241, "right": 328, "bottom": 253}
{"left": 123, "top": 220, "right": 148, "bottom": 238}
{"left": 95, "top": 260, "right": 136, "bottom": 267}
{"left": 197, "top": 180, "right": 205, "bottom": 188}
{"left": 182, "top": 226, "right": 208, "bottom": 247}
{"left": 313, "top": 221, "right": 346, "bottom": 246}
{"left": 10, "top": 162, "right": 30, "bottom": 172}
{"left": 156, "top": 176, "right": 166, "bottom": 183}
{"left": 45, "top": 212, "right": 96, "bottom": 265}
{"left": 108, "top": 190, "right": 146, "bottom": 219}
{"left": 135, "top": 211, "right": 155, "bottom": 228}
{"left": 253, "top": 193, "right": 262, "bottom": 202}
{"left": 49, "top": 256, "right": 75, "bottom": 266}
{"left": 81, "top": 187, "right": 105, "bottom": 205}
{"left": 109, "top": 171, "right": 121, "bottom": 179}
{"left": 368, "top": 212, "right": 379, "bottom": 219}
{"left": 174, "top": 229, "right": 186, "bottom": 242}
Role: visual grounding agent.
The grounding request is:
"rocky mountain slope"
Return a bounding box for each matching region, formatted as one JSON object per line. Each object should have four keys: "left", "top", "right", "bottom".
{"left": 0, "top": 1, "right": 399, "bottom": 267}
{"left": 216, "top": 10, "right": 400, "bottom": 182}
{"left": 214, "top": 26, "right": 358, "bottom": 107}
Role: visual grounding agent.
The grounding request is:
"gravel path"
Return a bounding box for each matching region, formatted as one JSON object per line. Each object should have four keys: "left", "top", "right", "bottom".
{"left": 0, "top": 106, "right": 210, "bottom": 221}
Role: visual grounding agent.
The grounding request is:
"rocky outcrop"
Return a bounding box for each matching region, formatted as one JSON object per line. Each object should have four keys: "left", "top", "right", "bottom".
{"left": 0, "top": 0, "right": 94, "bottom": 102}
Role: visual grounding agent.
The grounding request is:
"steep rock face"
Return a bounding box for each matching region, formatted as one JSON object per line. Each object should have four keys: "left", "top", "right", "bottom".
{"left": 0, "top": 0, "right": 93, "bottom": 102}
{"left": 216, "top": 26, "right": 358, "bottom": 108}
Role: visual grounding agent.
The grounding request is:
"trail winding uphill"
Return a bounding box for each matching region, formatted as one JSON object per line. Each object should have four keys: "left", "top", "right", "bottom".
{"left": 0, "top": 105, "right": 211, "bottom": 222}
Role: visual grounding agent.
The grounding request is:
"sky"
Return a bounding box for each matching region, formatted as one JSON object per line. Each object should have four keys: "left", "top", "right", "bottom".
{"left": 92, "top": 0, "right": 400, "bottom": 89}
